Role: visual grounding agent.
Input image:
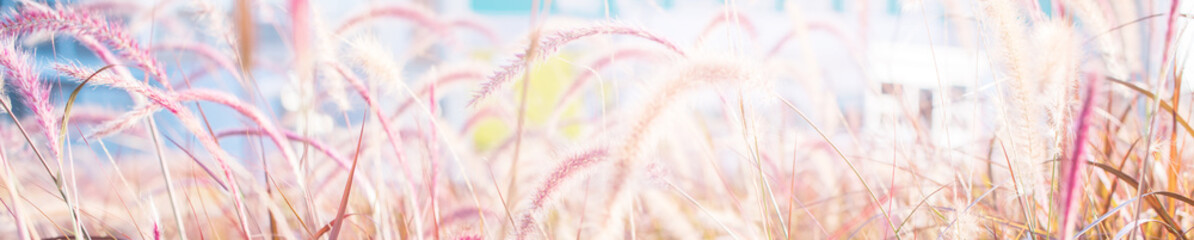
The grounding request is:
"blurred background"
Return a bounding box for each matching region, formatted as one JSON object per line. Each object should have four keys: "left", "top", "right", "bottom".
{"left": 1, "top": 0, "right": 1191, "bottom": 160}
{"left": 0, "top": 0, "right": 1005, "bottom": 153}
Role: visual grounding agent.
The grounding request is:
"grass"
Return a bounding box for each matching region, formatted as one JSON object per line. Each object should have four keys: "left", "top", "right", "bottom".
{"left": 0, "top": 0, "right": 1190, "bottom": 239}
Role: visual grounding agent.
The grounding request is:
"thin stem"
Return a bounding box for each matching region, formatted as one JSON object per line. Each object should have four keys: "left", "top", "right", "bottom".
{"left": 774, "top": 92, "right": 900, "bottom": 238}
{"left": 146, "top": 116, "right": 187, "bottom": 239}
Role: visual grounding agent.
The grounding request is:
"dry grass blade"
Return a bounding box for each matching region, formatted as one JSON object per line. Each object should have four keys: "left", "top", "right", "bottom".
{"left": 894, "top": 184, "right": 948, "bottom": 233}
{"left": 773, "top": 92, "right": 900, "bottom": 238}
{"left": 58, "top": 65, "right": 114, "bottom": 157}
{"left": 1105, "top": 77, "right": 1194, "bottom": 137}
{"left": 328, "top": 111, "right": 370, "bottom": 240}
{"left": 56, "top": 64, "right": 127, "bottom": 239}
{"left": 1087, "top": 161, "right": 1140, "bottom": 188}
{"left": 1079, "top": 159, "right": 1188, "bottom": 239}
{"left": 1075, "top": 190, "right": 1194, "bottom": 238}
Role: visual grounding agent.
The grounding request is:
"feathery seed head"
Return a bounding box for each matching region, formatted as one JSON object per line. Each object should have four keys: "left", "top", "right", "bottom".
{"left": 471, "top": 22, "right": 686, "bottom": 106}
{"left": 348, "top": 35, "right": 404, "bottom": 94}
{"left": 516, "top": 148, "right": 610, "bottom": 239}
{"left": 0, "top": 37, "right": 56, "bottom": 159}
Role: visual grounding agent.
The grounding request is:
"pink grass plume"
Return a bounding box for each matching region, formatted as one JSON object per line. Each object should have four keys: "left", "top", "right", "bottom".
{"left": 470, "top": 23, "right": 687, "bottom": 106}
{"left": 0, "top": 38, "right": 57, "bottom": 160}
{"left": 515, "top": 148, "right": 609, "bottom": 239}
{"left": 2, "top": 7, "right": 172, "bottom": 88}
{"left": 1059, "top": 72, "right": 1100, "bottom": 239}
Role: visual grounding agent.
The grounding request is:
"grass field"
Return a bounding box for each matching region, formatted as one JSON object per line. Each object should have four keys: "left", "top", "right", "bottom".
{"left": 0, "top": 0, "right": 1191, "bottom": 239}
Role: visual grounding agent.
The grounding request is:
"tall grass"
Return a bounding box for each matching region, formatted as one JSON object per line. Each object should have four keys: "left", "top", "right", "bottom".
{"left": 0, "top": 0, "right": 1189, "bottom": 239}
